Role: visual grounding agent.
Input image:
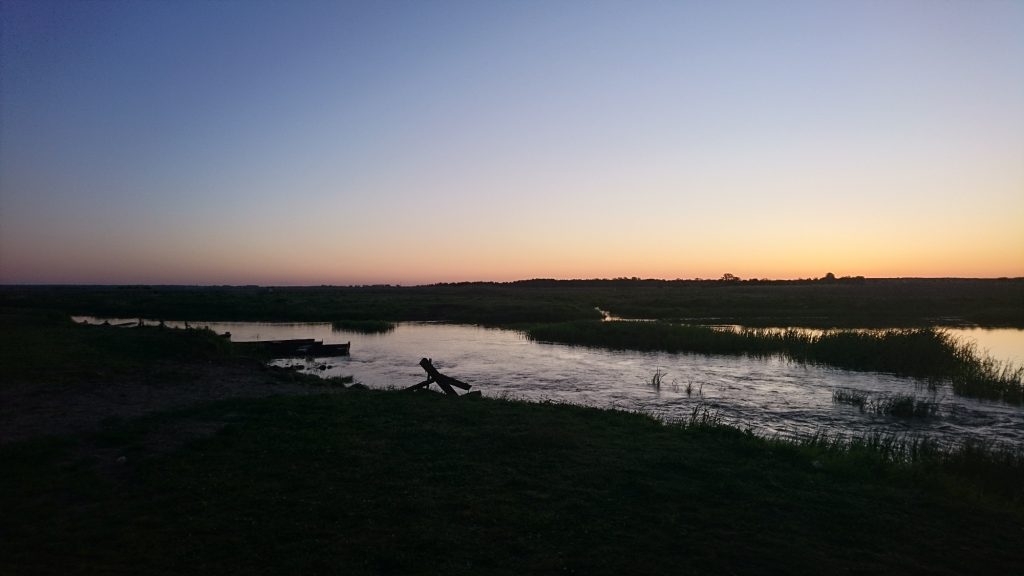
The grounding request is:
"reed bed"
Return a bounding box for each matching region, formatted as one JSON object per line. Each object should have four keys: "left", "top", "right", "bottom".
{"left": 674, "top": 401, "right": 1023, "bottom": 495}
{"left": 786, "top": 429, "right": 1024, "bottom": 496}
{"left": 832, "top": 388, "right": 941, "bottom": 417}
{"left": 831, "top": 387, "right": 869, "bottom": 410}
{"left": 527, "top": 321, "right": 1023, "bottom": 404}
{"left": 330, "top": 319, "right": 397, "bottom": 334}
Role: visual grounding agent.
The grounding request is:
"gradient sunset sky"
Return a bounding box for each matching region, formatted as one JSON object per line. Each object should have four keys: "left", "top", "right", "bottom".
{"left": 1, "top": 0, "right": 1022, "bottom": 285}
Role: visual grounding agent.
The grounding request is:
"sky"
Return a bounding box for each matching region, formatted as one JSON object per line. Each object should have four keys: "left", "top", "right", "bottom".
{"left": 1, "top": 0, "right": 1022, "bottom": 285}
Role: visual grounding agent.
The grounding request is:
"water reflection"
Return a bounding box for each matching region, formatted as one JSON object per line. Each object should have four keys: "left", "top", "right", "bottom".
{"left": 73, "top": 317, "right": 1024, "bottom": 447}
{"left": 947, "top": 327, "right": 1024, "bottom": 367}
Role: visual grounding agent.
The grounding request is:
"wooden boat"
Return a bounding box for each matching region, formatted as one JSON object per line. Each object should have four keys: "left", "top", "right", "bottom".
{"left": 312, "top": 342, "right": 352, "bottom": 356}
{"left": 234, "top": 338, "right": 350, "bottom": 358}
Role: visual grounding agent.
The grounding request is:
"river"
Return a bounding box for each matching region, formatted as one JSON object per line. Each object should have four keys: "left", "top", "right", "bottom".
{"left": 74, "top": 317, "right": 1024, "bottom": 447}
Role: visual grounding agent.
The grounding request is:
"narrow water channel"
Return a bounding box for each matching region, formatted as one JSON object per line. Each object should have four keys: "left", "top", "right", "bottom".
{"left": 75, "top": 317, "right": 1024, "bottom": 447}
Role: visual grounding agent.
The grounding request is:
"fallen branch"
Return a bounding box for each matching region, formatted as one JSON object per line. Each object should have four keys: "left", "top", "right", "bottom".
{"left": 405, "top": 358, "right": 473, "bottom": 396}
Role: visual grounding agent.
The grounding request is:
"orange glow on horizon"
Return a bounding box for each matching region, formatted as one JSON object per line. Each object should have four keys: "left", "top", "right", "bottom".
{"left": 2, "top": 1, "right": 1022, "bottom": 287}
{"left": 2, "top": 216, "right": 1021, "bottom": 285}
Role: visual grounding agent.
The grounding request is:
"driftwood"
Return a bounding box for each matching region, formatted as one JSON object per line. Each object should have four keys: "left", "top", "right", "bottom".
{"left": 405, "top": 358, "right": 473, "bottom": 396}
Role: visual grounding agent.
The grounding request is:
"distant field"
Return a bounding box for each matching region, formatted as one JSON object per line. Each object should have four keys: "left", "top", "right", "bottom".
{"left": 2, "top": 277, "right": 1022, "bottom": 327}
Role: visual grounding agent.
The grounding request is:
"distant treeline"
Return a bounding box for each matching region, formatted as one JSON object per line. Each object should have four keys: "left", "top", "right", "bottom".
{"left": 1, "top": 277, "right": 1022, "bottom": 327}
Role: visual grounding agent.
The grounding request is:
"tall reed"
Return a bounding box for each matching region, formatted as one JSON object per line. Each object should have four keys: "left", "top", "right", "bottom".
{"left": 527, "top": 322, "right": 1023, "bottom": 405}
{"left": 331, "top": 320, "right": 396, "bottom": 334}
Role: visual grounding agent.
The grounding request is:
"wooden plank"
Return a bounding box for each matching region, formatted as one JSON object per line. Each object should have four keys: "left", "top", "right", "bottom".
{"left": 418, "top": 358, "right": 472, "bottom": 390}
{"left": 434, "top": 378, "right": 459, "bottom": 396}
{"left": 404, "top": 378, "right": 433, "bottom": 392}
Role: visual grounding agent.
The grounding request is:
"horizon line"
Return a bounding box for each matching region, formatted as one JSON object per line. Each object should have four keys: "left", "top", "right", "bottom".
{"left": 3, "top": 276, "right": 1023, "bottom": 289}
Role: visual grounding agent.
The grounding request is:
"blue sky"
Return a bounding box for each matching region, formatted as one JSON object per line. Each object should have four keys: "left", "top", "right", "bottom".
{"left": 2, "top": 0, "right": 1022, "bottom": 284}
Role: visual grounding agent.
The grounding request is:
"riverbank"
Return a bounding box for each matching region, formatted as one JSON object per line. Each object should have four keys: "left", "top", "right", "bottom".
{"left": 0, "top": 310, "right": 350, "bottom": 443}
{"left": 2, "top": 312, "right": 1023, "bottom": 574}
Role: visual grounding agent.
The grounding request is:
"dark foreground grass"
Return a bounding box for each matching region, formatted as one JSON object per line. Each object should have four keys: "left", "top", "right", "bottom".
{"left": 2, "top": 312, "right": 1023, "bottom": 574}
{"left": 2, "top": 390, "right": 1023, "bottom": 576}
{"left": 528, "top": 321, "right": 1024, "bottom": 404}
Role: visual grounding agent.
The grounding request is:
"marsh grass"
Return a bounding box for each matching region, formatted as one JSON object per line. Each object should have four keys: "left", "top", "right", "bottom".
{"left": 648, "top": 368, "right": 667, "bottom": 390}
{"left": 790, "top": 428, "right": 1024, "bottom": 485}
{"left": 681, "top": 380, "right": 703, "bottom": 398}
{"left": 832, "top": 387, "right": 869, "bottom": 410}
{"left": 528, "top": 321, "right": 1023, "bottom": 404}
{"left": 331, "top": 319, "right": 396, "bottom": 334}
{"left": 870, "top": 394, "right": 941, "bottom": 418}
{"left": 832, "top": 388, "right": 941, "bottom": 417}
{"left": 950, "top": 340, "right": 1024, "bottom": 404}
{"left": 684, "top": 402, "right": 722, "bottom": 427}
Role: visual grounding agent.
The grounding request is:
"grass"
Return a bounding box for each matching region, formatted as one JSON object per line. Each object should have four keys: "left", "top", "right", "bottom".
{"left": 832, "top": 388, "right": 941, "bottom": 417}
{"left": 331, "top": 319, "right": 396, "bottom": 334}
{"left": 0, "top": 308, "right": 236, "bottom": 387}
{"left": 791, "top": 429, "right": 1024, "bottom": 484}
{"left": 0, "top": 284, "right": 604, "bottom": 325}
{"left": 832, "top": 387, "right": 870, "bottom": 410}
{"left": 3, "top": 277, "right": 1023, "bottom": 327}
{"left": 648, "top": 367, "right": 667, "bottom": 390}
{"left": 2, "top": 390, "right": 1023, "bottom": 575}
{"left": 875, "top": 394, "right": 941, "bottom": 417}
{"left": 528, "top": 321, "right": 1024, "bottom": 405}
{"left": 951, "top": 340, "right": 1024, "bottom": 404}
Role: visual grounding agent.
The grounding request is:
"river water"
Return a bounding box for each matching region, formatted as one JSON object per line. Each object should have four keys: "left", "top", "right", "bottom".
{"left": 74, "top": 317, "right": 1024, "bottom": 447}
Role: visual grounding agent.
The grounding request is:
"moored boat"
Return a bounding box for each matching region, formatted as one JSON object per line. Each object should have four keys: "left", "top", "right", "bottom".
{"left": 235, "top": 338, "right": 351, "bottom": 358}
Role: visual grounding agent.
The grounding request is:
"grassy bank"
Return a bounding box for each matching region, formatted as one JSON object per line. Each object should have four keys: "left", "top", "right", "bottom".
{"left": 0, "top": 308, "right": 235, "bottom": 387}
{"left": 3, "top": 277, "right": 1023, "bottom": 327}
{"left": 0, "top": 308, "right": 355, "bottom": 444}
{"left": 527, "top": 321, "right": 1024, "bottom": 404}
{"left": 2, "top": 390, "right": 1023, "bottom": 576}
